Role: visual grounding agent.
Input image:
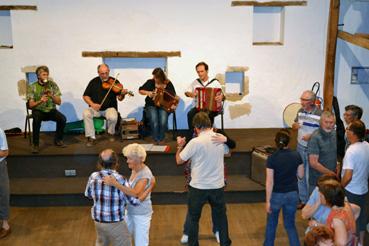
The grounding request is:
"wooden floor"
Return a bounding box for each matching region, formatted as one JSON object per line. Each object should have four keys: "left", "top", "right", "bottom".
{"left": 1, "top": 203, "right": 307, "bottom": 246}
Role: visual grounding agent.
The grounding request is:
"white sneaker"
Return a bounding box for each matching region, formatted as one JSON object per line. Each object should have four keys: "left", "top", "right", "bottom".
{"left": 180, "top": 234, "right": 188, "bottom": 244}
{"left": 214, "top": 231, "right": 220, "bottom": 244}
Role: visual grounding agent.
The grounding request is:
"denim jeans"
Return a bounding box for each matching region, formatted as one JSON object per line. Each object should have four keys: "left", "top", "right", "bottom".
{"left": 0, "top": 160, "right": 9, "bottom": 220}
{"left": 187, "top": 186, "right": 231, "bottom": 246}
{"left": 264, "top": 191, "right": 300, "bottom": 246}
{"left": 145, "top": 106, "right": 168, "bottom": 142}
{"left": 297, "top": 144, "right": 309, "bottom": 203}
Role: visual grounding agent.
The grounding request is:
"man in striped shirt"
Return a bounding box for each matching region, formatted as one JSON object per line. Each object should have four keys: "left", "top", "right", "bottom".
{"left": 85, "top": 149, "right": 139, "bottom": 246}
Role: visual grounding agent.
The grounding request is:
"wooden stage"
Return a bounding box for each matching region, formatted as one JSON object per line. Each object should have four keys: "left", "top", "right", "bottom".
{"left": 7, "top": 128, "right": 290, "bottom": 206}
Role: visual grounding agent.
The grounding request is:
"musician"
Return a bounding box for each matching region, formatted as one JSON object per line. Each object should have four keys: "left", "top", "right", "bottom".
{"left": 139, "top": 67, "right": 177, "bottom": 144}
{"left": 185, "top": 62, "right": 223, "bottom": 136}
{"left": 83, "top": 64, "right": 127, "bottom": 146}
{"left": 27, "top": 66, "right": 66, "bottom": 154}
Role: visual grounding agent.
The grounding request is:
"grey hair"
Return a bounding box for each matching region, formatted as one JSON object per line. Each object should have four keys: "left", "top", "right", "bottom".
{"left": 122, "top": 143, "right": 147, "bottom": 162}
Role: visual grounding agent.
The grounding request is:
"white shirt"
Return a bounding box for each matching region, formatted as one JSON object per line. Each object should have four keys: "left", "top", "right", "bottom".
{"left": 179, "top": 130, "right": 225, "bottom": 189}
{"left": 187, "top": 78, "right": 222, "bottom": 107}
{"left": 0, "top": 128, "right": 8, "bottom": 162}
{"left": 342, "top": 141, "right": 369, "bottom": 195}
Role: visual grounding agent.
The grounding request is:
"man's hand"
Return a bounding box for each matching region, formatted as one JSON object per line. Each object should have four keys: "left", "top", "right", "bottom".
{"left": 215, "top": 94, "right": 223, "bottom": 103}
{"left": 302, "top": 134, "right": 312, "bottom": 141}
{"left": 185, "top": 91, "right": 196, "bottom": 98}
{"left": 40, "top": 95, "right": 49, "bottom": 103}
{"left": 292, "top": 122, "right": 300, "bottom": 130}
{"left": 91, "top": 103, "right": 101, "bottom": 111}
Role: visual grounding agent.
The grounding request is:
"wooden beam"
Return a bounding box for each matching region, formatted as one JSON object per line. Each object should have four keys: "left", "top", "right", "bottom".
{"left": 338, "top": 31, "right": 369, "bottom": 50}
{"left": 355, "top": 33, "right": 369, "bottom": 40}
{"left": 82, "top": 51, "right": 181, "bottom": 58}
{"left": 252, "top": 42, "right": 283, "bottom": 46}
{"left": 323, "top": 0, "right": 340, "bottom": 112}
{"left": 231, "top": 1, "right": 307, "bottom": 7}
{"left": 0, "top": 5, "right": 37, "bottom": 11}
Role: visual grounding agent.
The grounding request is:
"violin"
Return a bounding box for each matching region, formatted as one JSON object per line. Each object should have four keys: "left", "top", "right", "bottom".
{"left": 102, "top": 77, "right": 134, "bottom": 97}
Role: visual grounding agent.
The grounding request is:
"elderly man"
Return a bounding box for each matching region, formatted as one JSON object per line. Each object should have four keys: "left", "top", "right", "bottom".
{"left": 85, "top": 149, "right": 139, "bottom": 246}
{"left": 0, "top": 128, "right": 10, "bottom": 239}
{"left": 176, "top": 112, "right": 231, "bottom": 246}
{"left": 341, "top": 120, "right": 369, "bottom": 246}
{"left": 307, "top": 111, "right": 337, "bottom": 194}
{"left": 292, "top": 90, "right": 321, "bottom": 207}
{"left": 184, "top": 62, "right": 223, "bottom": 137}
{"left": 27, "top": 65, "right": 67, "bottom": 153}
{"left": 83, "top": 64, "right": 128, "bottom": 146}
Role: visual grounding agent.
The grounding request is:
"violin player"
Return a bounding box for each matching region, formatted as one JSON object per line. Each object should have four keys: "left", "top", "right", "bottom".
{"left": 83, "top": 64, "right": 128, "bottom": 146}
{"left": 139, "top": 67, "right": 177, "bottom": 144}
{"left": 27, "top": 65, "right": 67, "bottom": 154}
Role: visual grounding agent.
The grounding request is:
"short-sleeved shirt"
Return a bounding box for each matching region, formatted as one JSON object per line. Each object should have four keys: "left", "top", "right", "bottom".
{"left": 83, "top": 76, "right": 120, "bottom": 111}
{"left": 85, "top": 169, "right": 140, "bottom": 222}
{"left": 342, "top": 141, "right": 369, "bottom": 195}
{"left": 266, "top": 148, "right": 302, "bottom": 193}
{"left": 307, "top": 187, "right": 331, "bottom": 224}
{"left": 127, "top": 165, "right": 153, "bottom": 215}
{"left": 308, "top": 128, "right": 337, "bottom": 186}
{"left": 27, "top": 80, "right": 61, "bottom": 112}
{"left": 180, "top": 130, "right": 225, "bottom": 189}
{"left": 294, "top": 107, "right": 322, "bottom": 147}
{"left": 138, "top": 79, "right": 176, "bottom": 107}
{"left": 186, "top": 78, "right": 222, "bottom": 107}
{"left": 0, "top": 128, "right": 8, "bottom": 162}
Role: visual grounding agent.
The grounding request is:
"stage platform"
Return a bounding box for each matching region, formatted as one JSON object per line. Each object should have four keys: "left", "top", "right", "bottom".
{"left": 7, "top": 128, "right": 290, "bottom": 206}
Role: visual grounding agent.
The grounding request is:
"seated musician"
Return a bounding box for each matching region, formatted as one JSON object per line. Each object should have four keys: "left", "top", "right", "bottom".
{"left": 185, "top": 62, "right": 224, "bottom": 137}
{"left": 83, "top": 64, "right": 127, "bottom": 146}
{"left": 139, "top": 68, "right": 177, "bottom": 144}
{"left": 27, "top": 66, "right": 67, "bottom": 154}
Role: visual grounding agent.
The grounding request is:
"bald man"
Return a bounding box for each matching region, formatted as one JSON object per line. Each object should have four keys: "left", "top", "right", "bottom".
{"left": 292, "top": 90, "right": 322, "bottom": 207}
{"left": 83, "top": 64, "right": 128, "bottom": 146}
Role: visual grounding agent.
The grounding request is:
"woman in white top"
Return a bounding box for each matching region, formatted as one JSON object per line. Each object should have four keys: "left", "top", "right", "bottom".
{"left": 104, "top": 143, "right": 154, "bottom": 246}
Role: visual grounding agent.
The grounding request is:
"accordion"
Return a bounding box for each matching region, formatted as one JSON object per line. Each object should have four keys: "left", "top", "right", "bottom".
{"left": 195, "top": 87, "right": 222, "bottom": 112}
{"left": 153, "top": 87, "right": 179, "bottom": 112}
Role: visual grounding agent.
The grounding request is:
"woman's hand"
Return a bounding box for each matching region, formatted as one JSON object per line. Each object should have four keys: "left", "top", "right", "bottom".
{"left": 265, "top": 202, "right": 271, "bottom": 214}
{"left": 103, "top": 175, "right": 119, "bottom": 187}
{"left": 212, "top": 133, "right": 227, "bottom": 145}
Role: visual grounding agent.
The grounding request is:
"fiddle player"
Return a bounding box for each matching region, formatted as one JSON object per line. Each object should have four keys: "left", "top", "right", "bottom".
{"left": 83, "top": 64, "right": 128, "bottom": 146}
{"left": 27, "top": 65, "right": 67, "bottom": 154}
{"left": 139, "top": 67, "right": 177, "bottom": 144}
{"left": 184, "top": 62, "right": 223, "bottom": 138}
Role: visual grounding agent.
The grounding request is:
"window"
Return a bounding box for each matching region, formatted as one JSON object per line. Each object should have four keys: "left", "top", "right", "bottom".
{"left": 253, "top": 7, "right": 285, "bottom": 45}
{"left": 0, "top": 10, "right": 13, "bottom": 48}
{"left": 225, "top": 72, "right": 244, "bottom": 95}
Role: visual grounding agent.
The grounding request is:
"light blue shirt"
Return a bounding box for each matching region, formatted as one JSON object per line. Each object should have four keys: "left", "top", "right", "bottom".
{"left": 307, "top": 187, "right": 331, "bottom": 224}
{"left": 0, "top": 128, "right": 8, "bottom": 162}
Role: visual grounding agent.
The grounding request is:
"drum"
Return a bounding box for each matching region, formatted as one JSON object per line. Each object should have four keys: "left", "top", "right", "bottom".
{"left": 283, "top": 102, "right": 301, "bottom": 127}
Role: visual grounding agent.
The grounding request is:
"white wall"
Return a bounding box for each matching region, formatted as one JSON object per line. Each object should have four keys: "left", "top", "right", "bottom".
{"left": 0, "top": 0, "right": 334, "bottom": 130}
{"left": 335, "top": 0, "right": 369, "bottom": 125}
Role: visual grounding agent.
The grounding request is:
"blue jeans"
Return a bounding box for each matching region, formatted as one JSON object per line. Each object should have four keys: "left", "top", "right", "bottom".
{"left": 145, "top": 106, "right": 168, "bottom": 142}
{"left": 297, "top": 144, "right": 309, "bottom": 203}
{"left": 264, "top": 191, "right": 300, "bottom": 246}
{"left": 187, "top": 186, "right": 231, "bottom": 246}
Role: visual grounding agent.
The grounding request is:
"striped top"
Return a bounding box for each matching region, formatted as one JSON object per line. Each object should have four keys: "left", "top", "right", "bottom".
{"left": 85, "top": 169, "right": 139, "bottom": 222}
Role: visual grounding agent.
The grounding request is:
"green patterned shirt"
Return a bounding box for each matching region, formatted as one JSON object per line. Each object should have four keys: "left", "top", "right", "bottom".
{"left": 27, "top": 81, "right": 61, "bottom": 112}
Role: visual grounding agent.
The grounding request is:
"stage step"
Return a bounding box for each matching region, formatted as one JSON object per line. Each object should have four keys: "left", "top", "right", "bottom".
{"left": 10, "top": 175, "right": 265, "bottom": 206}
{"left": 10, "top": 175, "right": 264, "bottom": 195}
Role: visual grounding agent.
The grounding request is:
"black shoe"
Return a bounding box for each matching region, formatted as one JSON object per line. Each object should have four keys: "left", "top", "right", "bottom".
{"left": 86, "top": 137, "right": 96, "bottom": 147}
{"left": 31, "top": 145, "right": 39, "bottom": 154}
{"left": 54, "top": 140, "right": 66, "bottom": 148}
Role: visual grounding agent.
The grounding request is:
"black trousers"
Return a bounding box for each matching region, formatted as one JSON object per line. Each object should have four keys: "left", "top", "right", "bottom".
{"left": 32, "top": 109, "right": 66, "bottom": 145}
{"left": 187, "top": 186, "right": 231, "bottom": 246}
